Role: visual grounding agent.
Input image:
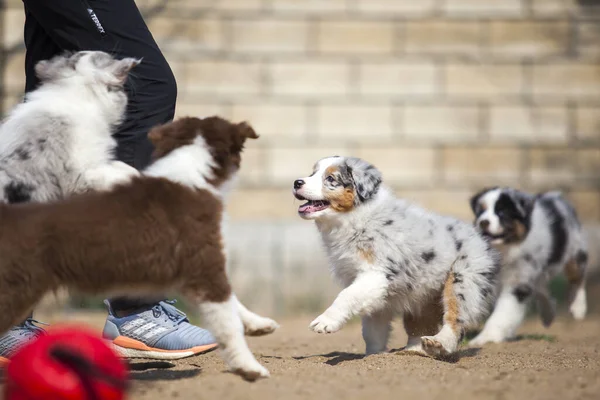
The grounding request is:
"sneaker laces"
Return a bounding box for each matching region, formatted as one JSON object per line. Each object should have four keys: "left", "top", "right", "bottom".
{"left": 151, "top": 300, "right": 188, "bottom": 326}
{"left": 13, "top": 318, "right": 47, "bottom": 337}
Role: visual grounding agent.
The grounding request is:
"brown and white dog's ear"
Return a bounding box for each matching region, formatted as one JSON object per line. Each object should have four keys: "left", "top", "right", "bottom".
{"left": 147, "top": 125, "right": 165, "bottom": 145}
{"left": 229, "top": 121, "right": 259, "bottom": 152}
{"left": 147, "top": 123, "right": 172, "bottom": 159}
{"left": 236, "top": 122, "right": 259, "bottom": 140}
{"left": 148, "top": 118, "right": 199, "bottom": 159}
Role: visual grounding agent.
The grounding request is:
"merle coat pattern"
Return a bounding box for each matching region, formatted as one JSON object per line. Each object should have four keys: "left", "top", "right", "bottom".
{"left": 0, "top": 51, "right": 141, "bottom": 205}
{"left": 293, "top": 156, "right": 500, "bottom": 358}
{"left": 469, "top": 187, "right": 587, "bottom": 345}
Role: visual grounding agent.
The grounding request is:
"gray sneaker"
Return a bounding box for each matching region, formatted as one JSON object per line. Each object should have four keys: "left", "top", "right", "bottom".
{"left": 0, "top": 319, "right": 46, "bottom": 366}
{"left": 102, "top": 299, "right": 218, "bottom": 360}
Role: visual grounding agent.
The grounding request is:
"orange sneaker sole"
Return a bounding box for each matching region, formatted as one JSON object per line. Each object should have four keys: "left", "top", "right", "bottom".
{"left": 110, "top": 336, "right": 218, "bottom": 360}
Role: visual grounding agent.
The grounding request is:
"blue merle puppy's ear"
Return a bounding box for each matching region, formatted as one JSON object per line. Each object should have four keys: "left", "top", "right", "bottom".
{"left": 34, "top": 52, "right": 73, "bottom": 82}
{"left": 66, "top": 51, "right": 85, "bottom": 69}
{"left": 112, "top": 57, "right": 142, "bottom": 84}
{"left": 344, "top": 157, "right": 382, "bottom": 202}
{"left": 507, "top": 189, "right": 535, "bottom": 218}
{"left": 469, "top": 187, "right": 495, "bottom": 214}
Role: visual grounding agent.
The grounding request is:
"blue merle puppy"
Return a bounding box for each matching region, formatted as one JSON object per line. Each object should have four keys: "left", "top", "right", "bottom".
{"left": 292, "top": 156, "right": 500, "bottom": 358}
{"left": 0, "top": 51, "right": 140, "bottom": 205}
{"left": 469, "top": 187, "right": 588, "bottom": 346}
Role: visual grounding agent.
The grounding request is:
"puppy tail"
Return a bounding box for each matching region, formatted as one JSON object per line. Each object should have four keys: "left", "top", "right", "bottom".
{"left": 449, "top": 251, "right": 500, "bottom": 328}
{"left": 535, "top": 291, "right": 556, "bottom": 328}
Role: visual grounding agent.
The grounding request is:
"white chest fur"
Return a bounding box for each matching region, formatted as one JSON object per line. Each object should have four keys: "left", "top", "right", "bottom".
{"left": 316, "top": 221, "right": 364, "bottom": 287}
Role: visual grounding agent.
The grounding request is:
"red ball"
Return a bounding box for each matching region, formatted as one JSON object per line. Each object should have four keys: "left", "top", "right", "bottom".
{"left": 5, "top": 325, "right": 128, "bottom": 400}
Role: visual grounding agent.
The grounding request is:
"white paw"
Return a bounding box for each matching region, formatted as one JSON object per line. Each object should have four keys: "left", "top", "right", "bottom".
{"left": 570, "top": 290, "right": 587, "bottom": 321}
{"left": 468, "top": 333, "right": 505, "bottom": 347}
{"left": 570, "top": 303, "right": 587, "bottom": 320}
{"left": 309, "top": 313, "right": 343, "bottom": 334}
{"left": 402, "top": 337, "right": 427, "bottom": 355}
{"left": 365, "top": 345, "right": 387, "bottom": 355}
{"left": 112, "top": 160, "right": 140, "bottom": 175}
{"left": 421, "top": 335, "right": 456, "bottom": 358}
{"left": 87, "top": 162, "right": 140, "bottom": 192}
{"left": 245, "top": 317, "right": 280, "bottom": 337}
{"left": 111, "top": 161, "right": 140, "bottom": 181}
{"left": 231, "top": 359, "right": 270, "bottom": 381}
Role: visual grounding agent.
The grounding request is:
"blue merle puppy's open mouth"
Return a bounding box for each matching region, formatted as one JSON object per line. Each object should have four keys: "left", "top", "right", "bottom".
{"left": 481, "top": 231, "right": 505, "bottom": 241}
{"left": 295, "top": 193, "right": 330, "bottom": 214}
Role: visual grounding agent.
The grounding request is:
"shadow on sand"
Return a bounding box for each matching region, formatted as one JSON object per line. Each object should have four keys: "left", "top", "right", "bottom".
{"left": 127, "top": 360, "right": 202, "bottom": 381}
{"left": 293, "top": 346, "right": 481, "bottom": 366}
{"left": 390, "top": 346, "right": 481, "bottom": 364}
{"left": 293, "top": 351, "right": 366, "bottom": 366}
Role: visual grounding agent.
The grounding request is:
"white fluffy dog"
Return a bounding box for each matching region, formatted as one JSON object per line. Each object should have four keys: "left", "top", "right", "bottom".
{"left": 0, "top": 51, "right": 140, "bottom": 204}
{"left": 293, "top": 156, "right": 500, "bottom": 357}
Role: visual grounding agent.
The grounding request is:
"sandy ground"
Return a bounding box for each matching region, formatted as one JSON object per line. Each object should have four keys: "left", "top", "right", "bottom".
{"left": 10, "top": 308, "right": 598, "bottom": 400}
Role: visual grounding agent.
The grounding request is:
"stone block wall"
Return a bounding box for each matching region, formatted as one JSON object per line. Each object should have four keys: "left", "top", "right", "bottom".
{"left": 3, "top": 0, "right": 600, "bottom": 223}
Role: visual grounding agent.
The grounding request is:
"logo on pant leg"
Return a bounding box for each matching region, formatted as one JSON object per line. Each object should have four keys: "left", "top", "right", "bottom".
{"left": 87, "top": 8, "right": 106, "bottom": 35}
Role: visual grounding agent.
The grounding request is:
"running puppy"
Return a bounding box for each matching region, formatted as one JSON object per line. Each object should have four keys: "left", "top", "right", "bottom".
{"left": 0, "top": 116, "right": 278, "bottom": 381}
{"left": 0, "top": 50, "right": 140, "bottom": 204}
{"left": 469, "top": 187, "right": 587, "bottom": 345}
{"left": 293, "top": 156, "right": 499, "bottom": 357}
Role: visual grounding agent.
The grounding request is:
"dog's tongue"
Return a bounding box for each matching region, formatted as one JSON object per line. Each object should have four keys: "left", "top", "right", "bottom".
{"left": 298, "top": 201, "right": 328, "bottom": 214}
{"left": 298, "top": 202, "right": 315, "bottom": 214}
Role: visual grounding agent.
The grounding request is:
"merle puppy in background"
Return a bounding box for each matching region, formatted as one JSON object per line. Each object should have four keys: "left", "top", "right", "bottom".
{"left": 469, "top": 187, "right": 587, "bottom": 346}
{"left": 0, "top": 50, "right": 140, "bottom": 204}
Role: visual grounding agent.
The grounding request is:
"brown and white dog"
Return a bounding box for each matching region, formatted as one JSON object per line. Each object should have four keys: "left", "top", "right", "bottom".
{"left": 0, "top": 116, "right": 277, "bottom": 381}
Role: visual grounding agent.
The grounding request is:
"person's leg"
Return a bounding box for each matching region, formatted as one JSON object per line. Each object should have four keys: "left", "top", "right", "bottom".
{"left": 23, "top": 3, "right": 63, "bottom": 93}
{"left": 61, "top": 0, "right": 176, "bottom": 320}
{"left": 21, "top": 0, "right": 216, "bottom": 359}
{"left": 22, "top": 0, "right": 177, "bottom": 164}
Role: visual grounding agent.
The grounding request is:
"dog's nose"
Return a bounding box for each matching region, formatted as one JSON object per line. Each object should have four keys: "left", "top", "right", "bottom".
{"left": 294, "top": 179, "right": 305, "bottom": 189}
{"left": 479, "top": 219, "right": 490, "bottom": 230}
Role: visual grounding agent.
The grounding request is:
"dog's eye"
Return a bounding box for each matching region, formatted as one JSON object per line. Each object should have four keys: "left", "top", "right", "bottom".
{"left": 326, "top": 176, "right": 335, "bottom": 183}
{"left": 107, "top": 85, "right": 122, "bottom": 92}
{"left": 497, "top": 210, "right": 505, "bottom": 218}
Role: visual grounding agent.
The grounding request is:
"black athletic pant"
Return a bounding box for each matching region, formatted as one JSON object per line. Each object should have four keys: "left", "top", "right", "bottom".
{"left": 22, "top": 0, "right": 177, "bottom": 316}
